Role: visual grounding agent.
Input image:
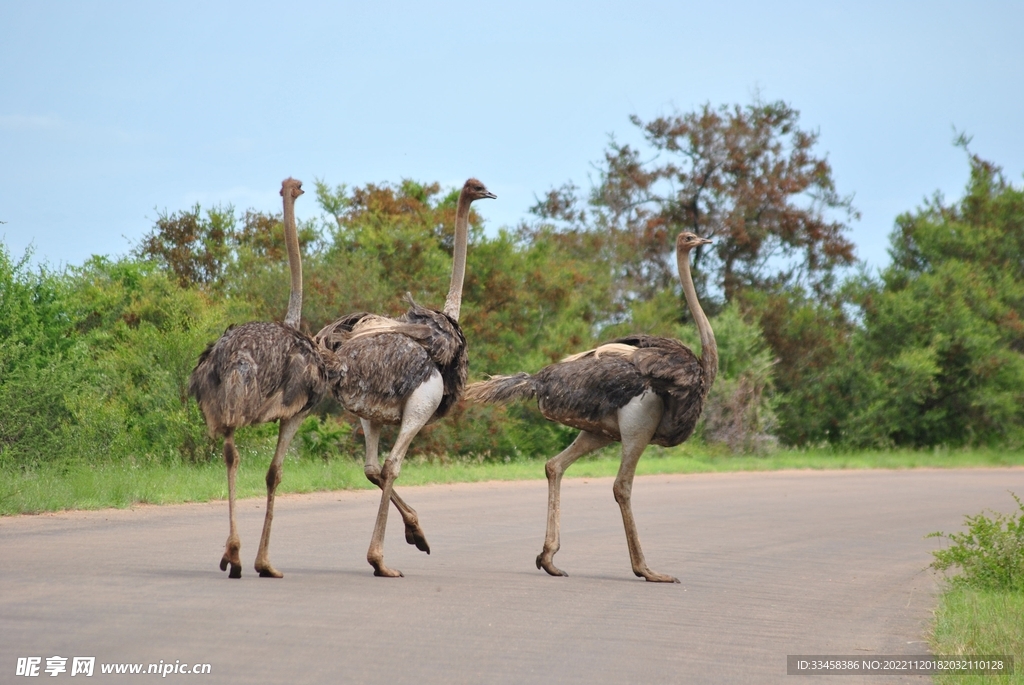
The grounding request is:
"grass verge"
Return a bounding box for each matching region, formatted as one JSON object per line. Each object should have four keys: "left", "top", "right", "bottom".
{"left": 2, "top": 445, "right": 1021, "bottom": 516}
{"left": 930, "top": 587, "right": 1023, "bottom": 684}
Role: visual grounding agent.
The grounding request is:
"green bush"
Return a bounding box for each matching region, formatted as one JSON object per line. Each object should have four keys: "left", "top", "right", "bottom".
{"left": 0, "top": 251, "right": 228, "bottom": 468}
{"left": 297, "top": 415, "right": 353, "bottom": 462}
{"left": 0, "top": 246, "right": 85, "bottom": 469}
{"left": 928, "top": 491, "right": 1024, "bottom": 591}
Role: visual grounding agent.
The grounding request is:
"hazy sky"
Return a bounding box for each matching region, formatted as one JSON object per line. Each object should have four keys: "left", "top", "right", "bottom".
{"left": 2, "top": 1, "right": 1022, "bottom": 272}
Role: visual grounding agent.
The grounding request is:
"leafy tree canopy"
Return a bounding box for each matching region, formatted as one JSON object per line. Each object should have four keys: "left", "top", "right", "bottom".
{"left": 531, "top": 98, "right": 859, "bottom": 305}
{"left": 844, "top": 146, "right": 1024, "bottom": 447}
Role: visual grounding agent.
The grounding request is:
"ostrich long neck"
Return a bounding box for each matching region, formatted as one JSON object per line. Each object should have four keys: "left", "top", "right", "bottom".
{"left": 283, "top": 191, "right": 303, "bottom": 329}
{"left": 677, "top": 247, "right": 718, "bottom": 390}
{"left": 442, "top": 189, "right": 472, "bottom": 321}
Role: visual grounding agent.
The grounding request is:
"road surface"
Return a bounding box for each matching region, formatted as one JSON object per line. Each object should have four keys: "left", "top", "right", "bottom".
{"left": 2, "top": 468, "right": 1022, "bottom": 683}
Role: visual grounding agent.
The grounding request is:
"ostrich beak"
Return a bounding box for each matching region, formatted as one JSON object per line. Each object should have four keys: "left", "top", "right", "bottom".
{"left": 699, "top": 237, "right": 712, "bottom": 245}
{"left": 484, "top": 190, "right": 497, "bottom": 200}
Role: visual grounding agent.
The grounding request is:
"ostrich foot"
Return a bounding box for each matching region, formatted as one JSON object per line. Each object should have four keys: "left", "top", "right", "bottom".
{"left": 220, "top": 553, "right": 242, "bottom": 579}
{"left": 404, "top": 522, "right": 430, "bottom": 554}
{"left": 536, "top": 552, "right": 568, "bottom": 577}
{"left": 367, "top": 549, "right": 403, "bottom": 577}
{"left": 368, "top": 559, "right": 404, "bottom": 578}
{"left": 635, "top": 567, "right": 680, "bottom": 583}
{"left": 255, "top": 561, "right": 283, "bottom": 578}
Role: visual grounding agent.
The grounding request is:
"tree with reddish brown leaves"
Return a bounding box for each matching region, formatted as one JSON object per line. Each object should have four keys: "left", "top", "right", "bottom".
{"left": 532, "top": 98, "right": 859, "bottom": 306}
{"left": 134, "top": 204, "right": 236, "bottom": 289}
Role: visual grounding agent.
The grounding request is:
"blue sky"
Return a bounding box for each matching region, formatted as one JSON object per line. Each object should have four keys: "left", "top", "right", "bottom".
{"left": 2, "top": 1, "right": 1022, "bottom": 272}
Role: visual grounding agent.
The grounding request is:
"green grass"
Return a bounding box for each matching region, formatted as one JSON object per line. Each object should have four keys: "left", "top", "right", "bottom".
{"left": 2, "top": 444, "right": 1021, "bottom": 516}
{"left": 930, "top": 587, "right": 1023, "bottom": 684}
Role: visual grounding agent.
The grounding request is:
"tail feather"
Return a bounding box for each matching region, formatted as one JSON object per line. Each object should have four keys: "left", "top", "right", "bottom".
{"left": 464, "top": 373, "right": 537, "bottom": 404}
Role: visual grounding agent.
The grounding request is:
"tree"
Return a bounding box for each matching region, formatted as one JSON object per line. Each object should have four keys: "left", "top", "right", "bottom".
{"left": 741, "top": 283, "right": 857, "bottom": 445}
{"left": 300, "top": 179, "right": 472, "bottom": 328}
{"left": 134, "top": 205, "right": 236, "bottom": 289}
{"left": 532, "top": 98, "right": 859, "bottom": 305}
{"left": 842, "top": 148, "right": 1024, "bottom": 447}
{"left": 219, "top": 208, "right": 321, "bottom": 324}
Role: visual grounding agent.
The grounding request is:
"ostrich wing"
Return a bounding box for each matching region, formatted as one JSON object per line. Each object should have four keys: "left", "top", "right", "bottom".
{"left": 333, "top": 332, "right": 439, "bottom": 417}
{"left": 315, "top": 311, "right": 372, "bottom": 351}
{"left": 398, "top": 299, "right": 468, "bottom": 418}
{"left": 607, "top": 335, "right": 707, "bottom": 447}
{"left": 316, "top": 301, "right": 463, "bottom": 371}
{"left": 533, "top": 353, "right": 649, "bottom": 426}
{"left": 317, "top": 297, "right": 468, "bottom": 423}
{"left": 398, "top": 298, "right": 465, "bottom": 368}
{"left": 607, "top": 335, "right": 704, "bottom": 395}
{"left": 189, "top": 322, "right": 333, "bottom": 432}
{"left": 316, "top": 312, "right": 432, "bottom": 352}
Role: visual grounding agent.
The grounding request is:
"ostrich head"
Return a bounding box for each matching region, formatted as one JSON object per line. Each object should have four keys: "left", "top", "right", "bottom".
{"left": 280, "top": 177, "right": 304, "bottom": 200}
{"left": 676, "top": 231, "right": 712, "bottom": 252}
{"left": 462, "top": 178, "right": 497, "bottom": 201}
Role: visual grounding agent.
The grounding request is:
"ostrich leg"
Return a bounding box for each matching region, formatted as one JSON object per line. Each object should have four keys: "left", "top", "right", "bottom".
{"left": 613, "top": 392, "right": 678, "bottom": 583}
{"left": 254, "top": 414, "right": 304, "bottom": 578}
{"left": 366, "top": 373, "right": 443, "bottom": 577}
{"left": 361, "top": 419, "right": 430, "bottom": 553}
{"left": 220, "top": 431, "right": 243, "bottom": 578}
{"left": 536, "top": 431, "right": 612, "bottom": 577}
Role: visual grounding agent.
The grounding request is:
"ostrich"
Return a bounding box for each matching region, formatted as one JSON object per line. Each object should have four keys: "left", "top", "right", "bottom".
{"left": 465, "top": 231, "right": 716, "bottom": 583}
{"left": 316, "top": 178, "right": 496, "bottom": 577}
{"left": 189, "top": 177, "right": 336, "bottom": 579}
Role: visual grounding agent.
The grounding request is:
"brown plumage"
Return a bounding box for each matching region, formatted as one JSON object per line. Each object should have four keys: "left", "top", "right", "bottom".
{"left": 315, "top": 177, "right": 495, "bottom": 577}
{"left": 470, "top": 334, "right": 708, "bottom": 447}
{"left": 465, "top": 231, "right": 717, "bottom": 582}
{"left": 188, "top": 177, "right": 335, "bottom": 579}
{"left": 317, "top": 297, "right": 467, "bottom": 425}
{"left": 190, "top": 322, "right": 332, "bottom": 431}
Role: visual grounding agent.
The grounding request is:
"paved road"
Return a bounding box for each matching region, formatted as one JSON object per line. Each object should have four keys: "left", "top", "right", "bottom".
{"left": 2, "top": 468, "right": 1022, "bottom": 684}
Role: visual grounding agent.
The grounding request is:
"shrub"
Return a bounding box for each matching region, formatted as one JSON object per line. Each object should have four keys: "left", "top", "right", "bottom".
{"left": 694, "top": 305, "right": 779, "bottom": 454}
{"left": 297, "top": 416, "right": 353, "bottom": 462}
{"left": 928, "top": 491, "right": 1024, "bottom": 591}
